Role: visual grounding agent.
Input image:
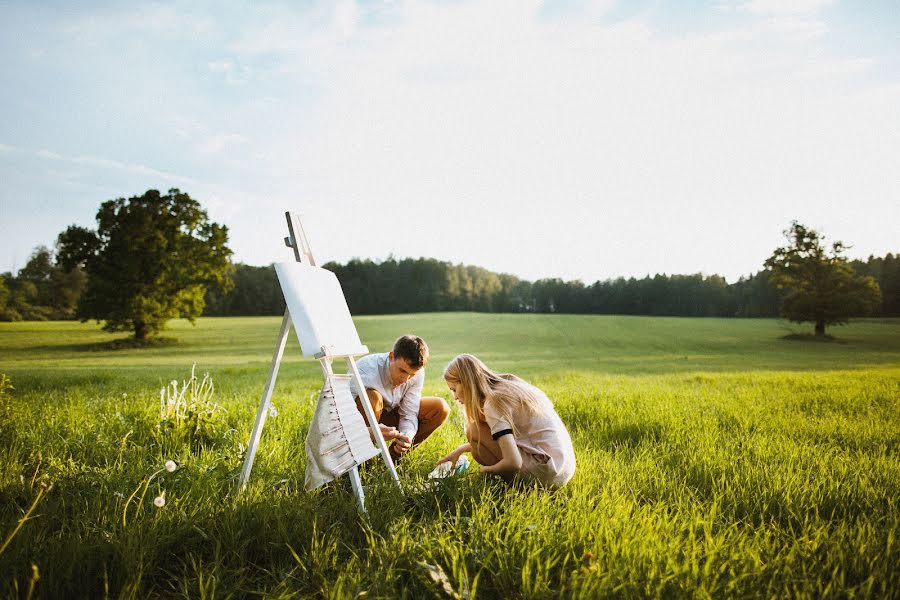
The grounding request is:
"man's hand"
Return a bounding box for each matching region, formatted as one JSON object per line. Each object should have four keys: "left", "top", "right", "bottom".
{"left": 392, "top": 432, "right": 413, "bottom": 455}
{"left": 378, "top": 424, "right": 399, "bottom": 441}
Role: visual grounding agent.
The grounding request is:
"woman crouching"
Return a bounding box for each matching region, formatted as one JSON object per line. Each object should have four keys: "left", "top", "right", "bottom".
{"left": 438, "top": 354, "right": 576, "bottom": 487}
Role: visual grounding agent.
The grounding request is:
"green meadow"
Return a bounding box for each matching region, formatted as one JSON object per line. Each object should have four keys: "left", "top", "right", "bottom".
{"left": 1, "top": 314, "right": 898, "bottom": 598}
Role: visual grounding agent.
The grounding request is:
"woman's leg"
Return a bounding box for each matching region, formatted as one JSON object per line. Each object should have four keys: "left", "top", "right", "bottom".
{"left": 466, "top": 420, "right": 503, "bottom": 466}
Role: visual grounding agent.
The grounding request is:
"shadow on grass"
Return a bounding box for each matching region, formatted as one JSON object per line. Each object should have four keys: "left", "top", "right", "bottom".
{"left": 53, "top": 336, "right": 181, "bottom": 352}
{"left": 780, "top": 333, "right": 847, "bottom": 344}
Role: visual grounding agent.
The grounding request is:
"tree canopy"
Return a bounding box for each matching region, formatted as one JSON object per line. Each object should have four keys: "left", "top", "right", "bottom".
{"left": 764, "top": 222, "right": 881, "bottom": 336}
{"left": 0, "top": 246, "right": 86, "bottom": 321}
{"left": 57, "top": 189, "right": 233, "bottom": 339}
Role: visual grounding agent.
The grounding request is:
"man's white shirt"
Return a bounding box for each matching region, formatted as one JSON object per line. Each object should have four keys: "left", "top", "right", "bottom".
{"left": 354, "top": 352, "right": 423, "bottom": 436}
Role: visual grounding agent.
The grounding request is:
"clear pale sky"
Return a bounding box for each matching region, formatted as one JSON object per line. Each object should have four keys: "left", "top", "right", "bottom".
{"left": 1, "top": 0, "right": 898, "bottom": 284}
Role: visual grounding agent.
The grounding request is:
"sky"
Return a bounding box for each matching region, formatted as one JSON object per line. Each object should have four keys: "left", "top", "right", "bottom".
{"left": 1, "top": 0, "right": 898, "bottom": 284}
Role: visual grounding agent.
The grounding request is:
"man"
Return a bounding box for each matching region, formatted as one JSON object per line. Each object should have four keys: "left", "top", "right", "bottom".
{"left": 354, "top": 334, "right": 449, "bottom": 460}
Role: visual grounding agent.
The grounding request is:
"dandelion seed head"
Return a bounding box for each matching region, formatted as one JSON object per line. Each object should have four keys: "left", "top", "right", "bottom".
{"left": 165, "top": 460, "right": 177, "bottom": 472}
{"left": 154, "top": 495, "right": 166, "bottom": 508}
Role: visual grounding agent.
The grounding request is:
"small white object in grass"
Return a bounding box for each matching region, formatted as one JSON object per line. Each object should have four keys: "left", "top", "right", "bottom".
{"left": 165, "top": 460, "right": 177, "bottom": 472}
{"left": 428, "top": 461, "right": 453, "bottom": 479}
{"left": 154, "top": 495, "right": 166, "bottom": 508}
{"left": 427, "top": 455, "right": 470, "bottom": 480}
{"left": 268, "top": 403, "right": 278, "bottom": 418}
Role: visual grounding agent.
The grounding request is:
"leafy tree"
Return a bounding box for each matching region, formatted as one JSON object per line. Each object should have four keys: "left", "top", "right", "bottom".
{"left": 17, "top": 246, "right": 87, "bottom": 319}
{"left": 0, "top": 275, "right": 10, "bottom": 320}
{"left": 881, "top": 253, "right": 900, "bottom": 316}
{"left": 57, "top": 189, "right": 233, "bottom": 340}
{"left": 850, "top": 253, "right": 900, "bottom": 317}
{"left": 204, "top": 263, "right": 285, "bottom": 316}
{"left": 764, "top": 222, "right": 881, "bottom": 336}
{"left": 731, "top": 270, "right": 780, "bottom": 317}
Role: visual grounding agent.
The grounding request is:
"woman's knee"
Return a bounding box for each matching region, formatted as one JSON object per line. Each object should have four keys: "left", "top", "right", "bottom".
{"left": 466, "top": 421, "right": 501, "bottom": 466}
{"left": 465, "top": 420, "right": 483, "bottom": 445}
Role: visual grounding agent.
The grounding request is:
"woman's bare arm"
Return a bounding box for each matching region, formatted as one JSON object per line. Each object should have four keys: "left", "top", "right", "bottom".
{"left": 480, "top": 435, "right": 523, "bottom": 476}
{"left": 437, "top": 443, "right": 471, "bottom": 465}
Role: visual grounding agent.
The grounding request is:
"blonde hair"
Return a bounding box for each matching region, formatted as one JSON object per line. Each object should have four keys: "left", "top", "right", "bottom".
{"left": 443, "top": 354, "right": 545, "bottom": 434}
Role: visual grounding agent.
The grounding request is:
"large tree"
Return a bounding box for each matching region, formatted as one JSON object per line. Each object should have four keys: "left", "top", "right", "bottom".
{"left": 58, "top": 189, "right": 233, "bottom": 340}
{"left": 764, "top": 221, "right": 881, "bottom": 336}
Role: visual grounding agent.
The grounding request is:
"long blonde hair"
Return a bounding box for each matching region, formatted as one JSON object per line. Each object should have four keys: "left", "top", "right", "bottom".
{"left": 443, "top": 354, "right": 545, "bottom": 432}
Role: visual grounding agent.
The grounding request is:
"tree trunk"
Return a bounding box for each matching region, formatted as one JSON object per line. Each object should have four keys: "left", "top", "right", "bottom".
{"left": 134, "top": 320, "right": 147, "bottom": 340}
{"left": 814, "top": 320, "right": 825, "bottom": 336}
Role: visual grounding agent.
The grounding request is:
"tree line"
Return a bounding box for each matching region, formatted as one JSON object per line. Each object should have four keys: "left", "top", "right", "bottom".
{"left": 195, "top": 253, "right": 897, "bottom": 320}
{"left": 1, "top": 188, "right": 896, "bottom": 338}
{"left": 4, "top": 240, "right": 898, "bottom": 324}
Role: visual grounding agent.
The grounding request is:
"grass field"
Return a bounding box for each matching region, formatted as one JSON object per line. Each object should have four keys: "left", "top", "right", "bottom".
{"left": 1, "top": 314, "right": 898, "bottom": 598}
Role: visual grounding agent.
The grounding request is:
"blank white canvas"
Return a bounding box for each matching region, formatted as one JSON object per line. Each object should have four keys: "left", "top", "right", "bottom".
{"left": 274, "top": 262, "right": 368, "bottom": 357}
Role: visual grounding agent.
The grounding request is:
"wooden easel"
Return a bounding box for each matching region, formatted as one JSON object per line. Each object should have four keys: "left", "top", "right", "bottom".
{"left": 238, "top": 213, "right": 400, "bottom": 510}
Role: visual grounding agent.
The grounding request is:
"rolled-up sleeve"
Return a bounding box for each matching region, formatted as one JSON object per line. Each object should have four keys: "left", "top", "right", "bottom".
{"left": 397, "top": 370, "right": 424, "bottom": 436}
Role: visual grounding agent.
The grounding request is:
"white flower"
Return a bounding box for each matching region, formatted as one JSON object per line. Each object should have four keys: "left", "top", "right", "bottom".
{"left": 165, "top": 460, "right": 177, "bottom": 472}
{"left": 153, "top": 495, "right": 166, "bottom": 508}
{"left": 268, "top": 403, "right": 278, "bottom": 418}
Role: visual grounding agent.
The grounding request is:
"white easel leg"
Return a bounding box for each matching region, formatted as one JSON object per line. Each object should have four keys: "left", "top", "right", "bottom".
{"left": 347, "top": 466, "right": 366, "bottom": 513}
{"left": 239, "top": 309, "right": 292, "bottom": 491}
{"left": 346, "top": 357, "right": 401, "bottom": 488}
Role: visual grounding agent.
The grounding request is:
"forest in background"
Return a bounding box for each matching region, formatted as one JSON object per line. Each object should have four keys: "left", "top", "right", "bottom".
{"left": 3, "top": 248, "right": 898, "bottom": 322}
{"left": 202, "top": 253, "right": 900, "bottom": 318}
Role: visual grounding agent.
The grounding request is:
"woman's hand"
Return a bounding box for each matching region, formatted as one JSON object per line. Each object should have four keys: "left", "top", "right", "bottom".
{"left": 437, "top": 443, "right": 471, "bottom": 466}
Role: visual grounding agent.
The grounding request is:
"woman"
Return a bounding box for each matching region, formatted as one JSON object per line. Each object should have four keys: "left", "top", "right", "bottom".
{"left": 438, "top": 354, "right": 576, "bottom": 487}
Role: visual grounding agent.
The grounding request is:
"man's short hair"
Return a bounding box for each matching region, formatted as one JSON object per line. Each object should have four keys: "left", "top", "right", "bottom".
{"left": 392, "top": 335, "right": 429, "bottom": 369}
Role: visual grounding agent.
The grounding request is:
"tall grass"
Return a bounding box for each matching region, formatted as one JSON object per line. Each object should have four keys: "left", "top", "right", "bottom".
{"left": 0, "top": 316, "right": 898, "bottom": 597}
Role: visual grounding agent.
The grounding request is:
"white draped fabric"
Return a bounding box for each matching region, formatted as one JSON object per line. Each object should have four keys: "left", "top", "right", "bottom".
{"left": 305, "top": 374, "right": 380, "bottom": 491}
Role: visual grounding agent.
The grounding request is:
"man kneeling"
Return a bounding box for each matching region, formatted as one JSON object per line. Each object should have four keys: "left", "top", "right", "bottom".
{"left": 354, "top": 335, "right": 449, "bottom": 460}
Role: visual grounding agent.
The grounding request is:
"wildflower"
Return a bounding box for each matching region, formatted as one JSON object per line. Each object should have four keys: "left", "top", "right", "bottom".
{"left": 165, "top": 460, "right": 177, "bottom": 472}
{"left": 154, "top": 494, "right": 166, "bottom": 508}
{"left": 268, "top": 403, "right": 278, "bottom": 418}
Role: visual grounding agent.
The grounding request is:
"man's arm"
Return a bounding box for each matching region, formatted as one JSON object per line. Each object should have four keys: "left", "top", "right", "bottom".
{"left": 396, "top": 371, "right": 424, "bottom": 440}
